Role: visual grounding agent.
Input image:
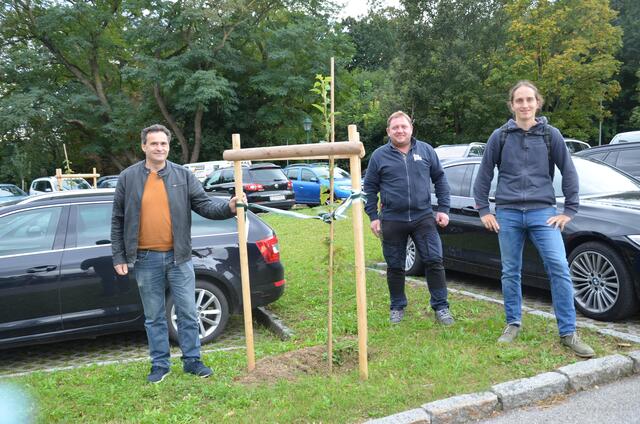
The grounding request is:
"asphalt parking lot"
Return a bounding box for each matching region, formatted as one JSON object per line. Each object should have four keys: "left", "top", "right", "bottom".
{"left": 2, "top": 270, "right": 640, "bottom": 379}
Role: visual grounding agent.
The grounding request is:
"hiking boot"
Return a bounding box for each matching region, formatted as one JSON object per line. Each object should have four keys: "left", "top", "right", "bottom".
{"left": 497, "top": 324, "right": 521, "bottom": 343}
{"left": 390, "top": 309, "right": 405, "bottom": 324}
{"left": 560, "top": 332, "right": 595, "bottom": 358}
{"left": 434, "top": 308, "right": 454, "bottom": 326}
{"left": 147, "top": 366, "right": 170, "bottom": 384}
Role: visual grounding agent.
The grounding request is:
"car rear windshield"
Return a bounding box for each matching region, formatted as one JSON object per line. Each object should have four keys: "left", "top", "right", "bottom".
{"left": 552, "top": 158, "right": 640, "bottom": 197}
{"left": 248, "top": 168, "right": 288, "bottom": 182}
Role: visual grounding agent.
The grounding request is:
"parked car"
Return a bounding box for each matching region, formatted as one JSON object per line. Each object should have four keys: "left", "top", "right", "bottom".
{"left": 203, "top": 162, "right": 294, "bottom": 210}
{"left": 564, "top": 138, "right": 591, "bottom": 153}
{"left": 575, "top": 141, "right": 640, "bottom": 180}
{"left": 97, "top": 175, "right": 119, "bottom": 188}
{"left": 434, "top": 142, "right": 486, "bottom": 161}
{"left": 405, "top": 157, "right": 640, "bottom": 321}
{"left": 0, "top": 189, "right": 285, "bottom": 349}
{"left": 610, "top": 130, "right": 640, "bottom": 144}
{"left": 284, "top": 163, "right": 353, "bottom": 205}
{"left": 29, "top": 176, "right": 92, "bottom": 196}
{"left": 0, "top": 184, "right": 28, "bottom": 203}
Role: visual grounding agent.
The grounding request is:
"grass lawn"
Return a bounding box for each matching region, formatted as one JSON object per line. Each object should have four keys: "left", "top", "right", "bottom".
{"left": 7, "top": 208, "right": 636, "bottom": 423}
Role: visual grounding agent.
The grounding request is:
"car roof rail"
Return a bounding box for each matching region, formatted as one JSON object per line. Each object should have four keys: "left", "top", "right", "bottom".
{"left": 19, "top": 189, "right": 115, "bottom": 204}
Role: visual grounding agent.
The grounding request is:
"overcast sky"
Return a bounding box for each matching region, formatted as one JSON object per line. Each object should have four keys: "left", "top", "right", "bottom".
{"left": 338, "top": 0, "right": 401, "bottom": 19}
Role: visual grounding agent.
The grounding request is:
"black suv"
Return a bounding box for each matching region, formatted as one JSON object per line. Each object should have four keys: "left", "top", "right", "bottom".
{"left": 575, "top": 142, "right": 640, "bottom": 180}
{"left": 0, "top": 190, "right": 285, "bottom": 349}
{"left": 203, "top": 163, "right": 295, "bottom": 210}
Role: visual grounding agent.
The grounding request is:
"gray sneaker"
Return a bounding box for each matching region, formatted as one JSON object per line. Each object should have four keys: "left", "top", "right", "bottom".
{"left": 434, "top": 308, "right": 454, "bottom": 326}
{"left": 497, "top": 324, "right": 521, "bottom": 343}
{"left": 560, "top": 332, "right": 595, "bottom": 358}
{"left": 390, "top": 309, "right": 404, "bottom": 324}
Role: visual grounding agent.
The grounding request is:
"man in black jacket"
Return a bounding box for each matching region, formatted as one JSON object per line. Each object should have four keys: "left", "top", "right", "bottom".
{"left": 111, "top": 124, "right": 242, "bottom": 383}
{"left": 363, "top": 111, "right": 454, "bottom": 325}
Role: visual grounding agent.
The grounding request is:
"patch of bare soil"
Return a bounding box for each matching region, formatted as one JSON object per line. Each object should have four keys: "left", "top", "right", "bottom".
{"left": 235, "top": 341, "right": 361, "bottom": 385}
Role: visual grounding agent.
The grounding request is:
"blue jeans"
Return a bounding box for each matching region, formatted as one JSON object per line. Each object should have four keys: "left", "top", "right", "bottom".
{"left": 381, "top": 216, "right": 449, "bottom": 311}
{"left": 496, "top": 207, "right": 576, "bottom": 336}
{"left": 134, "top": 250, "right": 200, "bottom": 368}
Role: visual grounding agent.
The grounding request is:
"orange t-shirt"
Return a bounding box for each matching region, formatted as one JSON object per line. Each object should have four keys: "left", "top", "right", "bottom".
{"left": 137, "top": 171, "right": 173, "bottom": 251}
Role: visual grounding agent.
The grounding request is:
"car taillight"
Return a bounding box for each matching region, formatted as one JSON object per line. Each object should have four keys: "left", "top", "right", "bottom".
{"left": 243, "top": 183, "right": 264, "bottom": 192}
{"left": 287, "top": 180, "right": 293, "bottom": 190}
{"left": 274, "top": 279, "right": 285, "bottom": 287}
{"left": 256, "top": 235, "right": 280, "bottom": 264}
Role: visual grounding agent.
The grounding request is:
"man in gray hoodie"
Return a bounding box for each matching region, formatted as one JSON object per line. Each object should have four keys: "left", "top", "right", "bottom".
{"left": 473, "top": 81, "right": 594, "bottom": 358}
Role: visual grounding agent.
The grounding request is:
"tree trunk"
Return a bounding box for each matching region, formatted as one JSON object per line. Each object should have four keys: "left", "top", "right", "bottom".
{"left": 153, "top": 83, "right": 190, "bottom": 163}
{"left": 190, "top": 104, "right": 204, "bottom": 163}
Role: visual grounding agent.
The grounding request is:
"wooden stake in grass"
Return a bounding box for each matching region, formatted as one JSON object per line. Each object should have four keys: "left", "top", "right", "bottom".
{"left": 232, "top": 134, "right": 255, "bottom": 372}
{"left": 223, "top": 134, "right": 368, "bottom": 379}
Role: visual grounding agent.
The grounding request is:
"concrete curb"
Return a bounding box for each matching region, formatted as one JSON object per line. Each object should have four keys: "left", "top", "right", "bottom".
{"left": 254, "top": 306, "right": 295, "bottom": 340}
{"left": 364, "top": 350, "right": 640, "bottom": 423}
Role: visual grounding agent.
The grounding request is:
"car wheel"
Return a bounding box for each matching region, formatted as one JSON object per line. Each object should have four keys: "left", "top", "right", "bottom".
{"left": 405, "top": 236, "right": 423, "bottom": 276}
{"left": 568, "top": 241, "right": 638, "bottom": 321}
{"left": 166, "top": 280, "right": 230, "bottom": 345}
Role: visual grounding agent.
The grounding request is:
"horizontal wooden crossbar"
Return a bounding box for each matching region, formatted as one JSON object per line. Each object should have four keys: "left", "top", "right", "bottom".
{"left": 223, "top": 141, "right": 364, "bottom": 162}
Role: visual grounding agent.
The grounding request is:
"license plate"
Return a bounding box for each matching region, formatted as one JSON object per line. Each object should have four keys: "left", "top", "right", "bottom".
{"left": 270, "top": 195, "right": 285, "bottom": 201}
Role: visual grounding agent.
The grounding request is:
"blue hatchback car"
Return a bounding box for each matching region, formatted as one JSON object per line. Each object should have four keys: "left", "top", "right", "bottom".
{"left": 284, "top": 163, "right": 353, "bottom": 205}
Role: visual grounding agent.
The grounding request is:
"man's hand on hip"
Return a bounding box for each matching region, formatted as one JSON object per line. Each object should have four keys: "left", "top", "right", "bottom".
{"left": 435, "top": 212, "right": 449, "bottom": 228}
{"left": 114, "top": 263, "right": 128, "bottom": 276}
{"left": 547, "top": 214, "right": 571, "bottom": 231}
{"left": 370, "top": 219, "right": 381, "bottom": 238}
{"left": 480, "top": 214, "right": 500, "bottom": 233}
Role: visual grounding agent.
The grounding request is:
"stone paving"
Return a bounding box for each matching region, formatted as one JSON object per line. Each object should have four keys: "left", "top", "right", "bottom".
{"left": 0, "top": 316, "right": 252, "bottom": 378}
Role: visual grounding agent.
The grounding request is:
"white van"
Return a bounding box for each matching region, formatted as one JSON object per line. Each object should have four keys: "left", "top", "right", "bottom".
{"left": 183, "top": 160, "right": 251, "bottom": 182}
{"left": 29, "top": 176, "right": 92, "bottom": 195}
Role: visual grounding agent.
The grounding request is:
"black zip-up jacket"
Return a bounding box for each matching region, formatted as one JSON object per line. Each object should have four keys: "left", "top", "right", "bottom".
{"left": 363, "top": 137, "right": 450, "bottom": 222}
{"left": 473, "top": 117, "right": 579, "bottom": 218}
{"left": 111, "top": 160, "right": 234, "bottom": 266}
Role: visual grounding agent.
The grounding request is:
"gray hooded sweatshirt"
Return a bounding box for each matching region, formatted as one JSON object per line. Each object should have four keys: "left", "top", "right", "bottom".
{"left": 473, "top": 116, "right": 579, "bottom": 218}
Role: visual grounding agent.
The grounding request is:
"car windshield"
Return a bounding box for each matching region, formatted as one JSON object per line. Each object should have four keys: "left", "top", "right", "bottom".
{"left": 0, "top": 186, "right": 24, "bottom": 197}
{"left": 314, "top": 167, "right": 350, "bottom": 180}
{"left": 435, "top": 145, "right": 468, "bottom": 159}
{"left": 62, "top": 179, "right": 91, "bottom": 190}
{"left": 553, "top": 157, "right": 640, "bottom": 197}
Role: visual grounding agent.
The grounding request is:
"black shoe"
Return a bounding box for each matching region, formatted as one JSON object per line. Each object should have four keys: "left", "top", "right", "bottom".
{"left": 183, "top": 360, "right": 213, "bottom": 378}
{"left": 147, "top": 366, "right": 170, "bottom": 384}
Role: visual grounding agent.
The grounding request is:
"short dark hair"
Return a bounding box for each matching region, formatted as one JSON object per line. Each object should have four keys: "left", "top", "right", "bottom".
{"left": 141, "top": 124, "right": 171, "bottom": 144}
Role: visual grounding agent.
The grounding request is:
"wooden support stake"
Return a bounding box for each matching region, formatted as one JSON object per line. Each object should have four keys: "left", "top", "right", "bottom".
{"left": 55, "top": 168, "right": 63, "bottom": 191}
{"left": 232, "top": 133, "right": 256, "bottom": 371}
{"left": 348, "top": 125, "right": 368, "bottom": 381}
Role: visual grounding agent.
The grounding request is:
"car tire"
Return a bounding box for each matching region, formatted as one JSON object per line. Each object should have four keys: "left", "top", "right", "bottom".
{"left": 166, "top": 280, "right": 230, "bottom": 345}
{"left": 568, "top": 241, "right": 639, "bottom": 321}
{"left": 405, "top": 236, "right": 423, "bottom": 276}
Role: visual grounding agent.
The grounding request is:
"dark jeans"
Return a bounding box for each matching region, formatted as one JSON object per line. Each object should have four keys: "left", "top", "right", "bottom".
{"left": 381, "top": 215, "right": 449, "bottom": 311}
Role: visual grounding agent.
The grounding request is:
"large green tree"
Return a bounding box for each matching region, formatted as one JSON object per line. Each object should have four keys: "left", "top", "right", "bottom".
{"left": 490, "top": 0, "right": 622, "bottom": 141}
